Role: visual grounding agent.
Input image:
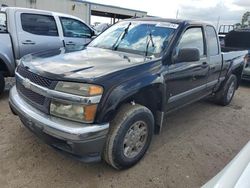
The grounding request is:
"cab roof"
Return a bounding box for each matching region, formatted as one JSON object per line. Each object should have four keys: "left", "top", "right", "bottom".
{"left": 0, "top": 7, "right": 82, "bottom": 20}
{"left": 126, "top": 16, "right": 213, "bottom": 27}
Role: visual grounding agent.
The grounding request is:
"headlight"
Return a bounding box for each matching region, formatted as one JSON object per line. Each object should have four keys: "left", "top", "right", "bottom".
{"left": 50, "top": 100, "right": 97, "bottom": 123}
{"left": 55, "top": 82, "right": 103, "bottom": 96}
{"left": 50, "top": 82, "right": 103, "bottom": 123}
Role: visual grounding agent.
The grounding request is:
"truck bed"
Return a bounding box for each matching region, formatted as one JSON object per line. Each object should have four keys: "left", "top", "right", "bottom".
{"left": 221, "top": 46, "right": 250, "bottom": 53}
{"left": 222, "top": 50, "right": 248, "bottom": 62}
{"left": 221, "top": 50, "right": 247, "bottom": 80}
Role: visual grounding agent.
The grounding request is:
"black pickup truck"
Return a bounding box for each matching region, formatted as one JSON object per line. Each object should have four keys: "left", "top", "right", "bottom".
{"left": 222, "top": 28, "right": 250, "bottom": 81}
{"left": 9, "top": 18, "right": 246, "bottom": 169}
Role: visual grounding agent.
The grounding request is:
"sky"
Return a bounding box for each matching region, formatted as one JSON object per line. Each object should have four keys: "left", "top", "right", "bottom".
{"left": 89, "top": 0, "right": 250, "bottom": 28}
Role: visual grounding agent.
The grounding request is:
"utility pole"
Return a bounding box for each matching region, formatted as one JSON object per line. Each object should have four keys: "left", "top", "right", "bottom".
{"left": 216, "top": 16, "right": 220, "bottom": 31}
{"left": 176, "top": 9, "right": 179, "bottom": 19}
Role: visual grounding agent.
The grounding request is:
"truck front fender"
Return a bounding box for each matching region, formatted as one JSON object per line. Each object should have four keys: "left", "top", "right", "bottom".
{"left": 96, "top": 73, "right": 166, "bottom": 132}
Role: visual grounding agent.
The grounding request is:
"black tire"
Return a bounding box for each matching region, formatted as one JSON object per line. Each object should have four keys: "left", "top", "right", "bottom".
{"left": 0, "top": 73, "right": 5, "bottom": 96}
{"left": 214, "top": 74, "right": 237, "bottom": 106}
{"left": 103, "top": 104, "right": 154, "bottom": 170}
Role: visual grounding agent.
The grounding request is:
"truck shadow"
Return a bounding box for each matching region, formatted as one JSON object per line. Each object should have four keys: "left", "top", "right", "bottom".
{"left": 0, "top": 78, "right": 15, "bottom": 100}
{"left": 240, "top": 80, "right": 250, "bottom": 88}
{"left": 0, "top": 90, "right": 9, "bottom": 100}
{"left": 151, "top": 100, "right": 216, "bottom": 150}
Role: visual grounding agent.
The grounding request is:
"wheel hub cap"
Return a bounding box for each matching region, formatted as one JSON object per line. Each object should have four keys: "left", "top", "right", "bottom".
{"left": 123, "top": 121, "right": 148, "bottom": 158}
{"left": 227, "top": 81, "right": 235, "bottom": 101}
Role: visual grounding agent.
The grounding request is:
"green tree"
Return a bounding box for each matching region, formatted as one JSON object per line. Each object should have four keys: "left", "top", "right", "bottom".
{"left": 241, "top": 11, "right": 250, "bottom": 28}
{"left": 234, "top": 23, "right": 241, "bottom": 29}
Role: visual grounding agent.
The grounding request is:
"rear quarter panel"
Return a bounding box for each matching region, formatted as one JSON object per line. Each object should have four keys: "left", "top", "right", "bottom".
{"left": 221, "top": 51, "right": 247, "bottom": 78}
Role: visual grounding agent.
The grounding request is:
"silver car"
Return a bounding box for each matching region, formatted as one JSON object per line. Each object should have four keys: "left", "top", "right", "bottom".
{"left": 0, "top": 7, "right": 95, "bottom": 95}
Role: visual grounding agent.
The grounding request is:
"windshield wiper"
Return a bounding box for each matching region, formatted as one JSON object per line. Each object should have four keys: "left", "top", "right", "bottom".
{"left": 112, "top": 22, "right": 132, "bottom": 51}
{"left": 145, "top": 26, "right": 155, "bottom": 57}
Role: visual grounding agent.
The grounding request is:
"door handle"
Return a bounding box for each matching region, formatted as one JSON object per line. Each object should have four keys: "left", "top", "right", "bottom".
{"left": 201, "top": 62, "right": 208, "bottom": 68}
{"left": 65, "top": 41, "right": 76, "bottom": 46}
{"left": 22, "top": 40, "right": 35, "bottom": 45}
{"left": 210, "top": 66, "right": 216, "bottom": 70}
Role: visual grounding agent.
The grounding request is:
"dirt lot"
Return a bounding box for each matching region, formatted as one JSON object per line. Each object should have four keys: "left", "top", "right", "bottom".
{"left": 0, "top": 81, "right": 250, "bottom": 188}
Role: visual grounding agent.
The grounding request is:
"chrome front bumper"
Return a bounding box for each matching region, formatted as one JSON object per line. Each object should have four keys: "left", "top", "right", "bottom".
{"left": 9, "top": 86, "right": 109, "bottom": 162}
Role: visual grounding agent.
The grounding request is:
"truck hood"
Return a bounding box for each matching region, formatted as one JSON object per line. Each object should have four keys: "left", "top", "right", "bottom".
{"left": 20, "top": 47, "right": 146, "bottom": 81}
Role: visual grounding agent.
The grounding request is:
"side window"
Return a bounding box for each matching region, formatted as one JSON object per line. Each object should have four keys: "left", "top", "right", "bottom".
{"left": 0, "top": 12, "right": 7, "bottom": 33}
{"left": 177, "top": 27, "right": 205, "bottom": 57}
{"left": 21, "top": 13, "right": 58, "bottom": 36}
{"left": 60, "top": 17, "right": 91, "bottom": 38}
{"left": 206, "top": 26, "right": 219, "bottom": 56}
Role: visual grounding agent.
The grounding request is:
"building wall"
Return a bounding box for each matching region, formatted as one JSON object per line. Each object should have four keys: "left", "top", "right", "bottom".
{"left": 90, "top": 3, "right": 146, "bottom": 18}
{"left": 0, "top": 0, "right": 29, "bottom": 7}
{"left": 0, "top": 0, "right": 90, "bottom": 24}
{"left": 0, "top": 0, "right": 146, "bottom": 25}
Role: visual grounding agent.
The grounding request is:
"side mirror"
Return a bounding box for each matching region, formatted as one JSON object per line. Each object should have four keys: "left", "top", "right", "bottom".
{"left": 91, "top": 29, "right": 98, "bottom": 36}
{"left": 175, "top": 48, "right": 200, "bottom": 63}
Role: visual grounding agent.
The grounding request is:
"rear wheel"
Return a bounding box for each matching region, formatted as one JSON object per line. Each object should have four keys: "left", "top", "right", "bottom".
{"left": 0, "top": 73, "right": 5, "bottom": 96}
{"left": 103, "top": 104, "right": 154, "bottom": 170}
{"left": 214, "top": 74, "right": 237, "bottom": 106}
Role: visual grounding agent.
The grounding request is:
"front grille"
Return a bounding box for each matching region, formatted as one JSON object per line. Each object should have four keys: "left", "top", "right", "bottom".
{"left": 16, "top": 82, "right": 51, "bottom": 114}
{"left": 17, "top": 66, "right": 54, "bottom": 88}
{"left": 16, "top": 66, "right": 57, "bottom": 114}
{"left": 17, "top": 82, "right": 46, "bottom": 105}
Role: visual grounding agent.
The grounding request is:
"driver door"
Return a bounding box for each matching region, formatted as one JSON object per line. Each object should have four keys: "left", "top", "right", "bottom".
{"left": 166, "top": 27, "right": 210, "bottom": 112}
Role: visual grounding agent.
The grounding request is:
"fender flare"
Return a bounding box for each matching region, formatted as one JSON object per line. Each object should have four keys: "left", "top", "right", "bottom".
{"left": 96, "top": 73, "right": 166, "bottom": 132}
{"left": 0, "top": 53, "right": 15, "bottom": 76}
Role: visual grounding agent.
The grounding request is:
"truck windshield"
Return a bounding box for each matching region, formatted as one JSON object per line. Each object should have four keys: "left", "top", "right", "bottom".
{"left": 89, "top": 21, "right": 178, "bottom": 57}
{"left": 0, "top": 12, "right": 7, "bottom": 33}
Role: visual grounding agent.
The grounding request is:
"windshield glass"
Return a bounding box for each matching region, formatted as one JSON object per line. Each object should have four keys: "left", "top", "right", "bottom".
{"left": 89, "top": 21, "right": 178, "bottom": 57}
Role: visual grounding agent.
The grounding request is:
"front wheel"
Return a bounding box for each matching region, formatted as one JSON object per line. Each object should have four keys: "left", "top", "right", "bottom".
{"left": 103, "top": 104, "right": 154, "bottom": 170}
{"left": 0, "top": 73, "right": 5, "bottom": 96}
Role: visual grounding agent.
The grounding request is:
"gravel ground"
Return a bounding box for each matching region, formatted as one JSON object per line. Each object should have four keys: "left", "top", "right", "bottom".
{"left": 0, "top": 80, "right": 250, "bottom": 188}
